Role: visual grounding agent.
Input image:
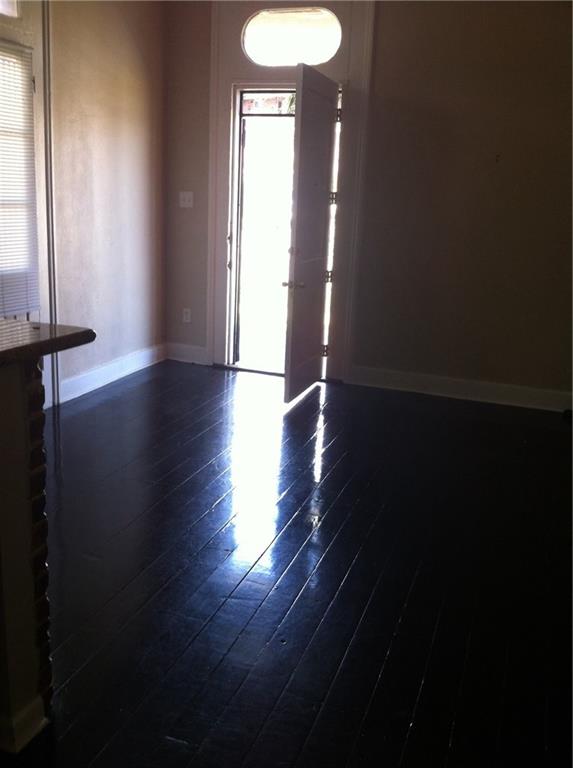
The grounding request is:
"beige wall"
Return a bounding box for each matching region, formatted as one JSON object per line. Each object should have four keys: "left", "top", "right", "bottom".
{"left": 45, "top": 0, "right": 571, "bottom": 394}
{"left": 352, "top": 1, "right": 571, "bottom": 392}
{"left": 164, "top": 0, "right": 211, "bottom": 349}
{"left": 51, "top": 1, "right": 165, "bottom": 380}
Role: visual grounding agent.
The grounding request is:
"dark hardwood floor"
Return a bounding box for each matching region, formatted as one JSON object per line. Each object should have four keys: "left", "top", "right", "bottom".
{"left": 7, "top": 361, "right": 571, "bottom": 767}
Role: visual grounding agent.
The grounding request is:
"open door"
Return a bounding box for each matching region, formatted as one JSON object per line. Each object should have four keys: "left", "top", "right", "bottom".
{"left": 284, "top": 64, "right": 338, "bottom": 403}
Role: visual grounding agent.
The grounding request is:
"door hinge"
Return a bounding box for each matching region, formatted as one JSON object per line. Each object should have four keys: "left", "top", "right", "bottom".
{"left": 31, "top": 76, "right": 36, "bottom": 93}
{"left": 329, "top": 191, "right": 338, "bottom": 204}
{"left": 336, "top": 107, "right": 342, "bottom": 122}
{"left": 324, "top": 270, "right": 333, "bottom": 283}
{"left": 321, "top": 344, "right": 329, "bottom": 357}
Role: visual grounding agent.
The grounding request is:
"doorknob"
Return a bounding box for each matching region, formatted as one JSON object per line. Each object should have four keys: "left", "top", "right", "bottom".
{"left": 282, "top": 281, "right": 305, "bottom": 289}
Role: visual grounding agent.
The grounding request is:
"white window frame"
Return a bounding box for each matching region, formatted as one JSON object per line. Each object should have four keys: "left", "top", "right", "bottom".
{"left": 0, "top": 38, "right": 40, "bottom": 317}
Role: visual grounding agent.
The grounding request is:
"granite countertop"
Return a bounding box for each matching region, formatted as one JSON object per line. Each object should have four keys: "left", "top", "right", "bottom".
{"left": 0, "top": 320, "right": 96, "bottom": 363}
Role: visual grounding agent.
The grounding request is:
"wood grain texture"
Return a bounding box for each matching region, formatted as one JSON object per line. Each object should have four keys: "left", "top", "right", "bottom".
{"left": 5, "top": 361, "right": 571, "bottom": 767}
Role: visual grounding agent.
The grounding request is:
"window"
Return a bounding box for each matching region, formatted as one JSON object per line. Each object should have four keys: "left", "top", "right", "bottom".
{"left": 0, "top": 1, "right": 19, "bottom": 19}
{"left": 242, "top": 7, "right": 341, "bottom": 67}
{"left": 0, "top": 42, "right": 39, "bottom": 316}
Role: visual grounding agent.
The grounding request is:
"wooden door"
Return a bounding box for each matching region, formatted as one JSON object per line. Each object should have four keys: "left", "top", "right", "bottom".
{"left": 284, "top": 64, "right": 338, "bottom": 402}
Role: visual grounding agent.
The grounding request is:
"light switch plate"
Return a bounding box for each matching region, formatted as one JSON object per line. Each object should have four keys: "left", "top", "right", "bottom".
{"left": 179, "top": 191, "right": 194, "bottom": 208}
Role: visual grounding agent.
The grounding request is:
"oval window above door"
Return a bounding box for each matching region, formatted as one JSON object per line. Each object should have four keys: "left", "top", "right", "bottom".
{"left": 242, "top": 7, "right": 342, "bottom": 67}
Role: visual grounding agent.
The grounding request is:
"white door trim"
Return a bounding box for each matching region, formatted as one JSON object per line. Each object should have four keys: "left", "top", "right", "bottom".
{"left": 335, "top": 0, "right": 375, "bottom": 382}
{"left": 205, "top": 0, "right": 219, "bottom": 367}
{"left": 206, "top": 1, "right": 375, "bottom": 374}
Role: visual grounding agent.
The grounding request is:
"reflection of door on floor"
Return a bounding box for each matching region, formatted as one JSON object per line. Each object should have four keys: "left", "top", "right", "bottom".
{"left": 231, "top": 90, "right": 295, "bottom": 375}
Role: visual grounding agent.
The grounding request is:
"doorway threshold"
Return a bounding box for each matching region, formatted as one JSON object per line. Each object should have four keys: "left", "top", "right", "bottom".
{"left": 213, "top": 363, "right": 285, "bottom": 379}
{"left": 213, "top": 363, "right": 337, "bottom": 387}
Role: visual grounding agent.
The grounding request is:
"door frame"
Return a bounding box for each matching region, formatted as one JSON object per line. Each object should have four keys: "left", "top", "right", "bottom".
{"left": 207, "top": 1, "right": 375, "bottom": 381}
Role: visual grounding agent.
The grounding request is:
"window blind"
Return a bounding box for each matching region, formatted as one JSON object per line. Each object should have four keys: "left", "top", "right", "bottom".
{"left": 0, "top": 41, "right": 39, "bottom": 316}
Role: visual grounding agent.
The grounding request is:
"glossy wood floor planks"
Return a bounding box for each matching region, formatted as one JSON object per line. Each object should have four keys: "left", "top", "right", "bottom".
{"left": 7, "top": 362, "right": 571, "bottom": 767}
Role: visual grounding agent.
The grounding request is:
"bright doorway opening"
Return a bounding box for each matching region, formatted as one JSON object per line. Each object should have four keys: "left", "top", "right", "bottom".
{"left": 229, "top": 90, "right": 294, "bottom": 374}
{"left": 227, "top": 88, "right": 340, "bottom": 378}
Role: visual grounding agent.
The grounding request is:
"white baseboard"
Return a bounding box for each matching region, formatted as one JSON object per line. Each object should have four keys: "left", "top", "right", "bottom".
{"left": 57, "top": 348, "right": 569, "bottom": 412}
{"left": 348, "top": 365, "right": 572, "bottom": 412}
{"left": 166, "top": 342, "right": 212, "bottom": 365}
{"left": 59, "top": 344, "right": 166, "bottom": 403}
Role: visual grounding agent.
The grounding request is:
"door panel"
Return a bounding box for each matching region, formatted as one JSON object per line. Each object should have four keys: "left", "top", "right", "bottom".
{"left": 284, "top": 64, "right": 338, "bottom": 403}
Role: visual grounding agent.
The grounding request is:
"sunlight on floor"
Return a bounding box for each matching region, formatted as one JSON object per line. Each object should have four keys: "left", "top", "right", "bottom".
{"left": 229, "top": 374, "right": 326, "bottom": 568}
{"left": 229, "top": 374, "right": 283, "bottom": 563}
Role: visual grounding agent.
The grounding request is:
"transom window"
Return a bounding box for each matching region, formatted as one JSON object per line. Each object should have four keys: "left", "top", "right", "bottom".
{"left": 0, "top": 0, "right": 19, "bottom": 19}
{"left": 242, "top": 7, "right": 342, "bottom": 67}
